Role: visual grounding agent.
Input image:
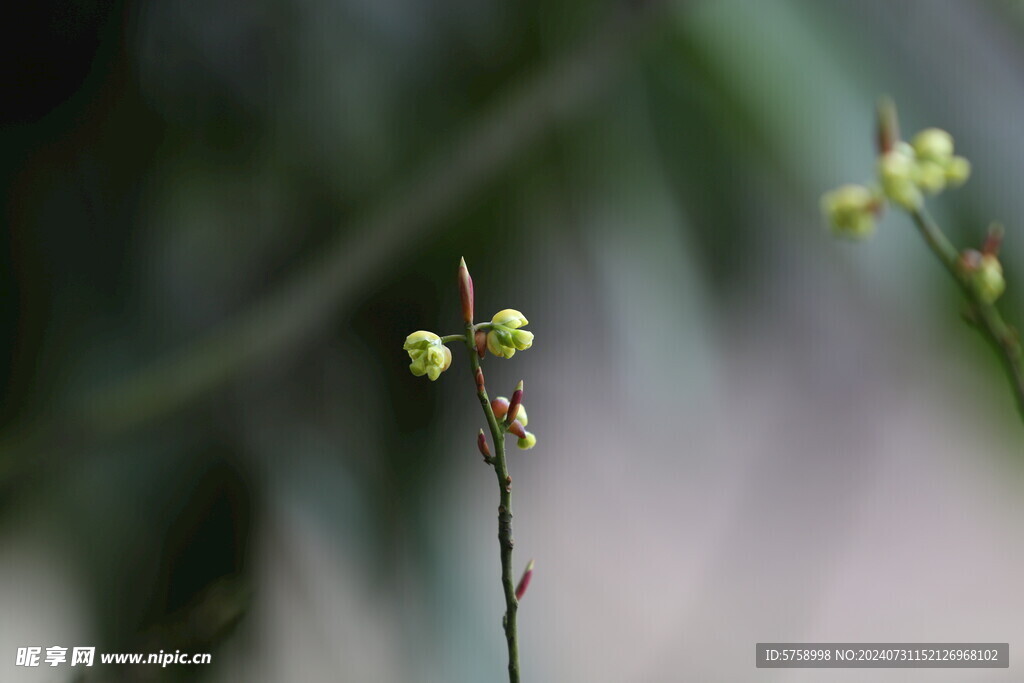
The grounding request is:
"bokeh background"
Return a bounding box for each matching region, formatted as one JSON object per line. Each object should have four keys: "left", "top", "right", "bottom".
{"left": 3, "top": 0, "right": 1024, "bottom": 680}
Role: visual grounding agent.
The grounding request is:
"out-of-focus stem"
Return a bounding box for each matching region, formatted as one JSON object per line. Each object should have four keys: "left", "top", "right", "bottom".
{"left": 908, "top": 208, "right": 1024, "bottom": 421}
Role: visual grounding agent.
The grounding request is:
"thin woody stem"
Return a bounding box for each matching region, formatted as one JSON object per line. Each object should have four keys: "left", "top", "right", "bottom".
{"left": 463, "top": 322, "right": 520, "bottom": 683}
{"left": 908, "top": 207, "right": 1024, "bottom": 420}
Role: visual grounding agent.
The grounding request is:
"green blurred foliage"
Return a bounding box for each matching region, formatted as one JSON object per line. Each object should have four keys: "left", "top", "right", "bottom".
{"left": 3, "top": 0, "right": 1024, "bottom": 680}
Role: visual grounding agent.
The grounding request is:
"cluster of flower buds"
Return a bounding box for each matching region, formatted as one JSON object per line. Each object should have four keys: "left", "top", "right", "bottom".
{"left": 405, "top": 258, "right": 534, "bottom": 379}
{"left": 822, "top": 101, "right": 971, "bottom": 239}
{"left": 403, "top": 331, "right": 453, "bottom": 381}
{"left": 958, "top": 224, "right": 1007, "bottom": 305}
{"left": 403, "top": 307, "right": 535, "bottom": 379}
{"left": 877, "top": 129, "right": 970, "bottom": 210}
{"left": 486, "top": 309, "right": 534, "bottom": 359}
{"left": 491, "top": 383, "right": 537, "bottom": 450}
{"left": 820, "top": 184, "right": 883, "bottom": 239}
{"left": 404, "top": 258, "right": 539, "bottom": 462}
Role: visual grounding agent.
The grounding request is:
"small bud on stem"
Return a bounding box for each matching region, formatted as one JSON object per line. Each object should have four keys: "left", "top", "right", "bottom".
{"left": 876, "top": 96, "right": 900, "bottom": 155}
{"left": 508, "top": 420, "right": 527, "bottom": 439}
{"left": 477, "top": 430, "right": 492, "bottom": 461}
{"left": 458, "top": 257, "right": 475, "bottom": 324}
{"left": 515, "top": 560, "right": 534, "bottom": 601}
{"left": 475, "top": 330, "right": 487, "bottom": 359}
{"left": 506, "top": 380, "right": 524, "bottom": 425}
{"left": 491, "top": 397, "right": 510, "bottom": 419}
{"left": 983, "top": 223, "right": 1005, "bottom": 257}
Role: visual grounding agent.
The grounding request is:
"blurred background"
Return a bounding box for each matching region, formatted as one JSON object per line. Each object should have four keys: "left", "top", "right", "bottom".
{"left": 3, "top": 0, "right": 1024, "bottom": 680}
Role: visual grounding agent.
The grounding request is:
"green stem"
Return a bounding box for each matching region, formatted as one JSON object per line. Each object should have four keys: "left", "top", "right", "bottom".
{"left": 908, "top": 208, "right": 1024, "bottom": 421}
{"left": 463, "top": 322, "right": 520, "bottom": 683}
{"left": 441, "top": 334, "right": 467, "bottom": 344}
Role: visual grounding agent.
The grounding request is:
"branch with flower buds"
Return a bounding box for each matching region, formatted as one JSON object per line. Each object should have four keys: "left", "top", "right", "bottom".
{"left": 823, "top": 98, "right": 1024, "bottom": 422}
{"left": 402, "top": 258, "right": 537, "bottom": 683}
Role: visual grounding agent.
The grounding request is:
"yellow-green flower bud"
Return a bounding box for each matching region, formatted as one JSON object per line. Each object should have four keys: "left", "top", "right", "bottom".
{"left": 510, "top": 329, "right": 534, "bottom": 350}
{"left": 911, "top": 128, "right": 954, "bottom": 163}
{"left": 491, "top": 309, "right": 528, "bottom": 329}
{"left": 913, "top": 160, "right": 947, "bottom": 194}
{"left": 974, "top": 254, "right": 1006, "bottom": 304}
{"left": 821, "top": 184, "right": 880, "bottom": 239}
{"left": 486, "top": 327, "right": 516, "bottom": 359}
{"left": 909, "top": 128, "right": 970, "bottom": 191}
{"left": 878, "top": 148, "right": 923, "bottom": 210}
{"left": 486, "top": 309, "right": 533, "bottom": 358}
{"left": 945, "top": 156, "right": 971, "bottom": 187}
{"left": 403, "top": 330, "right": 452, "bottom": 381}
{"left": 516, "top": 431, "right": 537, "bottom": 450}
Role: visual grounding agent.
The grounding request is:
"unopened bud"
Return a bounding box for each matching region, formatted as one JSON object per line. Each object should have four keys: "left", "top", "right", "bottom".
{"left": 911, "top": 128, "right": 954, "bottom": 163}
{"left": 821, "top": 184, "right": 882, "bottom": 239}
{"left": 975, "top": 254, "right": 1006, "bottom": 304}
{"left": 477, "top": 430, "right": 491, "bottom": 460}
{"left": 475, "top": 367, "right": 485, "bottom": 392}
{"left": 516, "top": 432, "right": 537, "bottom": 450}
{"left": 913, "top": 160, "right": 946, "bottom": 195}
{"left": 983, "top": 223, "right": 1004, "bottom": 257}
{"left": 474, "top": 330, "right": 487, "bottom": 359}
{"left": 486, "top": 310, "right": 532, "bottom": 358}
{"left": 491, "top": 397, "right": 510, "bottom": 419}
{"left": 960, "top": 249, "right": 1006, "bottom": 304}
{"left": 403, "top": 331, "right": 453, "bottom": 381}
{"left": 458, "top": 257, "right": 474, "bottom": 324}
{"left": 876, "top": 96, "right": 900, "bottom": 155}
{"left": 878, "top": 146, "right": 923, "bottom": 210}
{"left": 515, "top": 559, "right": 534, "bottom": 601}
{"left": 508, "top": 420, "right": 527, "bottom": 439}
{"left": 945, "top": 156, "right": 971, "bottom": 186}
{"left": 506, "top": 380, "right": 524, "bottom": 425}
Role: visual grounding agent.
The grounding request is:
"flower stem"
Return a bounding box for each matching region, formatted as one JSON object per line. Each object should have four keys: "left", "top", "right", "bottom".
{"left": 908, "top": 208, "right": 1024, "bottom": 420}
{"left": 463, "top": 321, "right": 520, "bottom": 683}
{"left": 441, "top": 334, "right": 467, "bottom": 345}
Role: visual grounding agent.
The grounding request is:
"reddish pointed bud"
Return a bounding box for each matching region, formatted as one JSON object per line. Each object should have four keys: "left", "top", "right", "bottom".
{"left": 508, "top": 420, "right": 527, "bottom": 439}
{"left": 491, "top": 397, "right": 510, "bottom": 419}
{"left": 876, "top": 96, "right": 900, "bottom": 155}
{"left": 477, "top": 430, "right": 491, "bottom": 459}
{"left": 458, "top": 257, "right": 474, "bottom": 324}
{"left": 505, "top": 380, "right": 524, "bottom": 425}
{"left": 474, "top": 330, "right": 487, "bottom": 359}
{"left": 983, "top": 223, "right": 1005, "bottom": 257}
{"left": 515, "top": 560, "right": 534, "bottom": 601}
{"left": 475, "top": 367, "right": 485, "bottom": 392}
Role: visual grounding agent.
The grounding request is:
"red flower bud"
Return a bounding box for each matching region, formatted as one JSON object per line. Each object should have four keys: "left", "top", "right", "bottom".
{"left": 474, "top": 330, "right": 487, "bottom": 359}
{"left": 477, "top": 430, "right": 491, "bottom": 459}
{"left": 983, "top": 222, "right": 1004, "bottom": 257}
{"left": 458, "top": 257, "right": 474, "bottom": 324}
{"left": 508, "top": 420, "right": 527, "bottom": 439}
{"left": 491, "top": 397, "right": 510, "bottom": 419}
{"left": 515, "top": 560, "right": 534, "bottom": 601}
{"left": 506, "top": 380, "right": 524, "bottom": 425}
